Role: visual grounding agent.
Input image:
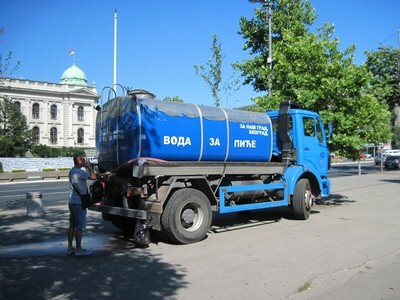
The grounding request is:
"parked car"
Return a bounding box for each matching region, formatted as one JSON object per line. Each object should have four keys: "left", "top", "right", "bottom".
{"left": 362, "top": 152, "right": 372, "bottom": 158}
{"left": 384, "top": 155, "right": 400, "bottom": 168}
{"left": 374, "top": 153, "right": 387, "bottom": 165}
{"left": 383, "top": 149, "right": 400, "bottom": 156}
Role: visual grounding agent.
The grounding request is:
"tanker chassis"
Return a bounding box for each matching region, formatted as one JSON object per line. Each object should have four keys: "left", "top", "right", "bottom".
{"left": 89, "top": 91, "right": 331, "bottom": 245}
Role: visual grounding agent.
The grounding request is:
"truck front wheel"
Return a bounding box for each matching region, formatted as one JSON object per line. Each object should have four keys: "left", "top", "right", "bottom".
{"left": 293, "top": 178, "right": 312, "bottom": 220}
{"left": 161, "top": 188, "right": 212, "bottom": 244}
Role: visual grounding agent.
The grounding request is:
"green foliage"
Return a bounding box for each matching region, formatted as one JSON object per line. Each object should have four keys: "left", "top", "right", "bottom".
{"left": 235, "top": 0, "right": 392, "bottom": 159}
{"left": 365, "top": 46, "right": 400, "bottom": 111}
{"left": 163, "top": 96, "right": 184, "bottom": 103}
{"left": 194, "top": 34, "right": 223, "bottom": 107}
{"left": 0, "top": 161, "right": 3, "bottom": 173}
{"left": 237, "top": 104, "right": 264, "bottom": 112}
{"left": 58, "top": 167, "right": 71, "bottom": 171}
{"left": 31, "top": 145, "right": 85, "bottom": 158}
{"left": 59, "top": 146, "right": 85, "bottom": 157}
{"left": 42, "top": 167, "right": 56, "bottom": 171}
{"left": 392, "top": 126, "right": 400, "bottom": 148}
{"left": 0, "top": 97, "right": 33, "bottom": 157}
{"left": 11, "top": 169, "right": 26, "bottom": 173}
{"left": 31, "top": 144, "right": 57, "bottom": 158}
{"left": 0, "top": 28, "right": 29, "bottom": 157}
{"left": 365, "top": 47, "right": 400, "bottom": 146}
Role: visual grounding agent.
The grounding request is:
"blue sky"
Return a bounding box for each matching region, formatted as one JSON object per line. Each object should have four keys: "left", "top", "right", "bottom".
{"left": 1, "top": 0, "right": 399, "bottom": 108}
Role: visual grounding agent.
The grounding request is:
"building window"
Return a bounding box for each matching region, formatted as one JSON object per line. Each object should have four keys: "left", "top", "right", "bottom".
{"left": 32, "top": 103, "right": 40, "bottom": 119}
{"left": 77, "top": 128, "right": 84, "bottom": 144}
{"left": 50, "top": 127, "right": 57, "bottom": 144}
{"left": 50, "top": 104, "right": 57, "bottom": 119}
{"left": 32, "top": 126, "right": 40, "bottom": 144}
{"left": 78, "top": 106, "right": 84, "bottom": 121}
{"left": 14, "top": 101, "right": 21, "bottom": 111}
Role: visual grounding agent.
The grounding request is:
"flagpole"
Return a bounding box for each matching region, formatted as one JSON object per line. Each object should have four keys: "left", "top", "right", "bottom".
{"left": 113, "top": 9, "right": 118, "bottom": 86}
{"left": 68, "top": 48, "right": 76, "bottom": 64}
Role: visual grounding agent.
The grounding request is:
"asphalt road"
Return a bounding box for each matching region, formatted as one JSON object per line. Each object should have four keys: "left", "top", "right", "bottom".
{"left": 0, "top": 166, "right": 399, "bottom": 299}
{"left": 0, "top": 180, "right": 68, "bottom": 210}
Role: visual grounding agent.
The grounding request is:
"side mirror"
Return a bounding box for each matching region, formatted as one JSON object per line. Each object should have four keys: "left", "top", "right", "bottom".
{"left": 326, "top": 122, "right": 333, "bottom": 141}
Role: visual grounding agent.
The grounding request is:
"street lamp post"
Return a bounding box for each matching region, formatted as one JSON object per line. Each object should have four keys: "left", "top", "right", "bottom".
{"left": 249, "top": 0, "right": 272, "bottom": 95}
{"left": 249, "top": 0, "right": 272, "bottom": 69}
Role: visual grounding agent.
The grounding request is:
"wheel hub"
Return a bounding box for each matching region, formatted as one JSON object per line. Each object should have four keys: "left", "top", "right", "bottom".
{"left": 182, "top": 208, "right": 195, "bottom": 224}
{"left": 305, "top": 190, "right": 313, "bottom": 209}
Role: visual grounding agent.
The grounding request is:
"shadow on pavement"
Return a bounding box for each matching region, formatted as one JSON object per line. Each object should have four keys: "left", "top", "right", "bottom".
{"left": 316, "top": 193, "right": 355, "bottom": 205}
{"left": 0, "top": 207, "right": 188, "bottom": 299}
{"left": 0, "top": 250, "right": 188, "bottom": 299}
{"left": 381, "top": 178, "right": 400, "bottom": 184}
{"left": 210, "top": 209, "right": 284, "bottom": 234}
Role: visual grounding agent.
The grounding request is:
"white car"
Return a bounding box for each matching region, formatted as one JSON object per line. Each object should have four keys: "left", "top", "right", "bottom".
{"left": 383, "top": 150, "right": 400, "bottom": 156}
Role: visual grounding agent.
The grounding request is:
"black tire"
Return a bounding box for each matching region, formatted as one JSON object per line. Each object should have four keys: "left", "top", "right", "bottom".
{"left": 161, "top": 188, "right": 212, "bottom": 244}
{"left": 293, "top": 179, "right": 312, "bottom": 220}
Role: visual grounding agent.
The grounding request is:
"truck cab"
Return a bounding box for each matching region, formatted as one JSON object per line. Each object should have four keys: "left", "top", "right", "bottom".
{"left": 267, "top": 105, "right": 330, "bottom": 198}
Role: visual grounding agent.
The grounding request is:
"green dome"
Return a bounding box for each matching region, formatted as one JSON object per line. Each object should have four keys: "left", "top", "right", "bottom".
{"left": 60, "top": 63, "right": 88, "bottom": 86}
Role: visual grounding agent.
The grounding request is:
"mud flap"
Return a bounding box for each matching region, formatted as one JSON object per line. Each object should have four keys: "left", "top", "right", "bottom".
{"left": 133, "top": 199, "right": 151, "bottom": 246}
{"left": 134, "top": 219, "right": 150, "bottom": 245}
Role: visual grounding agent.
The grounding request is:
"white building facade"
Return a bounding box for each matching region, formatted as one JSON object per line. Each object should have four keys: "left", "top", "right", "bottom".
{"left": 0, "top": 64, "right": 99, "bottom": 149}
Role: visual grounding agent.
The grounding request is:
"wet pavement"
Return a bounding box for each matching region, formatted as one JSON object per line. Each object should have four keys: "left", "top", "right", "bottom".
{"left": 0, "top": 234, "right": 121, "bottom": 258}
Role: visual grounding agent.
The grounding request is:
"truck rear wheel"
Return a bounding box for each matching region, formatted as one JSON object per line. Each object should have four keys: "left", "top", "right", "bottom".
{"left": 293, "top": 178, "right": 312, "bottom": 220}
{"left": 161, "top": 188, "right": 212, "bottom": 244}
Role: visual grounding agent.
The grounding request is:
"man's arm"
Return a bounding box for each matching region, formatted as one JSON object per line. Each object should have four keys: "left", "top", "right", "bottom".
{"left": 85, "top": 162, "right": 98, "bottom": 180}
{"left": 85, "top": 160, "right": 111, "bottom": 180}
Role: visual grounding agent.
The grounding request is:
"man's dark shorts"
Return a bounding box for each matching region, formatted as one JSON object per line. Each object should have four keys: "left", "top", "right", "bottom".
{"left": 69, "top": 203, "right": 87, "bottom": 230}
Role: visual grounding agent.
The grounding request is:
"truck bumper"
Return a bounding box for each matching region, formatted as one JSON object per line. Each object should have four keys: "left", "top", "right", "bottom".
{"left": 88, "top": 203, "right": 147, "bottom": 220}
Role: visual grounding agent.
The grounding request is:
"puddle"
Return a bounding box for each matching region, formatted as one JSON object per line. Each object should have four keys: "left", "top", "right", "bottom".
{"left": 0, "top": 233, "right": 136, "bottom": 258}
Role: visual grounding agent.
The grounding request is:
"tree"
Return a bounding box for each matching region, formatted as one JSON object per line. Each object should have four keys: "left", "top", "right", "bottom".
{"left": 0, "top": 97, "right": 33, "bottom": 156}
{"left": 365, "top": 46, "right": 400, "bottom": 113}
{"left": 163, "top": 96, "right": 184, "bottom": 103}
{"left": 235, "top": 0, "right": 391, "bottom": 159}
{"left": 31, "top": 145, "right": 85, "bottom": 158}
{"left": 365, "top": 47, "right": 400, "bottom": 148}
{"left": 194, "top": 34, "right": 223, "bottom": 107}
{"left": 0, "top": 27, "right": 31, "bottom": 157}
{"left": 0, "top": 27, "right": 20, "bottom": 82}
{"left": 393, "top": 126, "right": 400, "bottom": 148}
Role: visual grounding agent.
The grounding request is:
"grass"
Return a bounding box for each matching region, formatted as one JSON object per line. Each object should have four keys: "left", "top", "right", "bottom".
{"left": 297, "top": 281, "right": 312, "bottom": 292}
{"left": 42, "top": 168, "right": 56, "bottom": 171}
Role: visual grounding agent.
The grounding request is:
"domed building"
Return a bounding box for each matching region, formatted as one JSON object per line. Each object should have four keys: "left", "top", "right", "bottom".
{"left": 60, "top": 63, "right": 89, "bottom": 87}
{"left": 0, "top": 63, "right": 99, "bottom": 150}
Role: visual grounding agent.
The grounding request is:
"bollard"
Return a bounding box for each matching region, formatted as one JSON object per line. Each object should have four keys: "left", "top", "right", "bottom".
{"left": 26, "top": 192, "right": 45, "bottom": 217}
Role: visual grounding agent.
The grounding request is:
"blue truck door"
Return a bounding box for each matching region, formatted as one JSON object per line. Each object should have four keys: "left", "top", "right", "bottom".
{"left": 302, "top": 116, "right": 329, "bottom": 174}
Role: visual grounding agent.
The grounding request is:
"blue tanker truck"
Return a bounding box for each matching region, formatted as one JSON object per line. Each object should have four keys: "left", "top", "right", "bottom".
{"left": 89, "top": 89, "right": 331, "bottom": 245}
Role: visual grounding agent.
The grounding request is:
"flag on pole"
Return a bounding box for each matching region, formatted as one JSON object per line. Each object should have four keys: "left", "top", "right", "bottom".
{"left": 68, "top": 48, "right": 75, "bottom": 55}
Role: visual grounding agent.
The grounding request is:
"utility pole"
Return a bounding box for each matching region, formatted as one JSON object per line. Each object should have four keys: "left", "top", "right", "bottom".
{"left": 113, "top": 9, "right": 118, "bottom": 86}
{"left": 266, "top": 1, "right": 272, "bottom": 70}
{"left": 249, "top": 0, "right": 273, "bottom": 93}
